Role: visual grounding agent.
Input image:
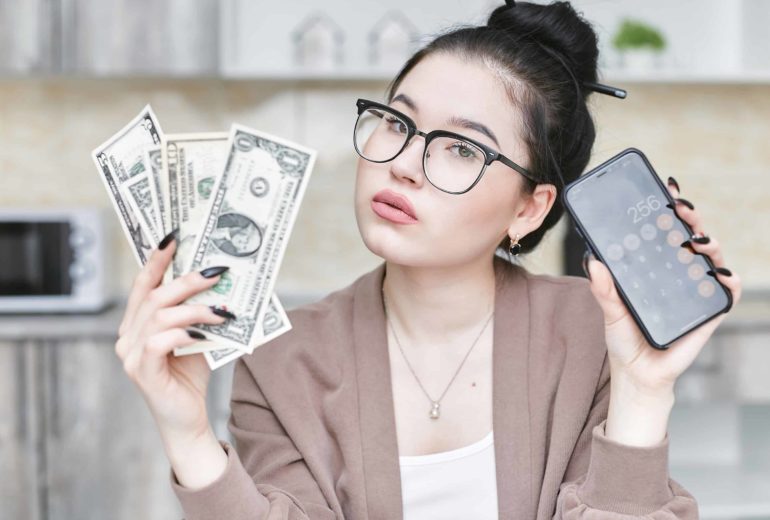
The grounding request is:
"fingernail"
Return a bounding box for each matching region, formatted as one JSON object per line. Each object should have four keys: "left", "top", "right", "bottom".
{"left": 675, "top": 197, "right": 695, "bottom": 210}
{"left": 581, "top": 249, "right": 592, "bottom": 281}
{"left": 691, "top": 235, "right": 711, "bottom": 244}
{"left": 209, "top": 305, "right": 237, "bottom": 320}
{"left": 186, "top": 329, "right": 207, "bottom": 340}
{"left": 680, "top": 240, "right": 696, "bottom": 253}
{"left": 667, "top": 176, "right": 680, "bottom": 192}
{"left": 200, "top": 266, "right": 229, "bottom": 279}
{"left": 158, "top": 228, "right": 178, "bottom": 250}
{"left": 707, "top": 267, "right": 733, "bottom": 277}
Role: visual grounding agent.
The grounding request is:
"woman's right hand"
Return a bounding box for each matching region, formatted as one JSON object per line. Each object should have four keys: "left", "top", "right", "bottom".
{"left": 115, "top": 232, "right": 231, "bottom": 446}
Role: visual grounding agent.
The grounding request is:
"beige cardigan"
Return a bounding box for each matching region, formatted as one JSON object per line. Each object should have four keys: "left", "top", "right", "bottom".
{"left": 171, "top": 256, "right": 699, "bottom": 519}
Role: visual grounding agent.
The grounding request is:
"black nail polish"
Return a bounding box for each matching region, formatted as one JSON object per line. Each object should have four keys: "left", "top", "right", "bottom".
{"left": 675, "top": 198, "right": 695, "bottom": 210}
{"left": 707, "top": 267, "right": 733, "bottom": 277}
{"left": 581, "top": 249, "right": 592, "bottom": 281}
{"left": 200, "top": 266, "right": 229, "bottom": 278}
{"left": 680, "top": 240, "right": 696, "bottom": 254}
{"left": 186, "top": 329, "right": 207, "bottom": 340}
{"left": 158, "top": 228, "right": 178, "bottom": 250}
{"left": 209, "top": 306, "right": 237, "bottom": 320}
{"left": 692, "top": 235, "right": 710, "bottom": 244}
{"left": 667, "top": 176, "right": 680, "bottom": 192}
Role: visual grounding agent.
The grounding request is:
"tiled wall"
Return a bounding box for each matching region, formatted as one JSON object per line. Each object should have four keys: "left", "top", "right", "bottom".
{"left": 1, "top": 78, "right": 768, "bottom": 299}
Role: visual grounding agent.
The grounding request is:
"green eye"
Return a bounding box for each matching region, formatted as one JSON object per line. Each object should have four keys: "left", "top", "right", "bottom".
{"left": 451, "top": 142, "right": 477, "bottom": 159}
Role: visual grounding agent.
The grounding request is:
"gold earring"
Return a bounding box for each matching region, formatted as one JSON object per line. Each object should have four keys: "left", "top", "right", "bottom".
{"left": 509, "top": 233, "right": 521, "bottom": 256}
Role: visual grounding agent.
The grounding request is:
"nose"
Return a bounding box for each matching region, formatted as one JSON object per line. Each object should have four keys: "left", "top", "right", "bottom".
{"left": 388, "top": 134, "right": 425, "bottom": 187}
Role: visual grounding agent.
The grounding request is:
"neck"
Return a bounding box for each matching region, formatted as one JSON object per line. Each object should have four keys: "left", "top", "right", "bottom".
{"left": 381, "top": 256, "right": 497, "bottom": 347}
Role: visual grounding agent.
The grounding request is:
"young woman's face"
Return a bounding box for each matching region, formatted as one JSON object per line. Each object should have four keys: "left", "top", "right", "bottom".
{"left": 354, "top": 52, "right": 534, "bottom": 268}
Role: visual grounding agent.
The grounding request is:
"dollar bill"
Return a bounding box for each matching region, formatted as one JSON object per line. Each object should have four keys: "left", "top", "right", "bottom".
{"left": 94, "top": 108, "right": 304, "bottom": 370}
{"left": 92, "top": 105, "right": 164, "bottom": 264}
{"left": 122, "top": 170, "right": 163, "bottom": 245}
{"left": 184, "top": 124, "right": 315, "bottom": 353}
{"left": 205, "top": 294, "right": 293, "bottom": 369}
{"left": 144, "top": 145, "right": 167, "bottom": 236}
{"left": 173, "top": 293, "right": 292, "bottom": 369}
{"left": 161, "top": 133, "right": 229, "bottom": 282}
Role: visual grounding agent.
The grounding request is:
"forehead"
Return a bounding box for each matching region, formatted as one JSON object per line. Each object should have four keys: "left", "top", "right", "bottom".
{"left": 391, "top": 52, "right": 522, "bottom": 139}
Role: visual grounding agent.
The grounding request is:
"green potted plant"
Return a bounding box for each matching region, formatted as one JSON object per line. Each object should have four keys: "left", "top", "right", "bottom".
{"left": 612, "top": 18, "right": 666, "bottom": 71}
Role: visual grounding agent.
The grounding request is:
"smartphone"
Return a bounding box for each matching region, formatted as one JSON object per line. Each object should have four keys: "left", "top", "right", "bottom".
{"left": 562, "top": 148, "right": 732, "bottom": 349}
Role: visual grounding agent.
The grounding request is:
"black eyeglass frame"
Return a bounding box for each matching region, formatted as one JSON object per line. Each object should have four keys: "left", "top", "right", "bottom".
{"left": 354, "top": 98, "right": 540, "bottom": 195}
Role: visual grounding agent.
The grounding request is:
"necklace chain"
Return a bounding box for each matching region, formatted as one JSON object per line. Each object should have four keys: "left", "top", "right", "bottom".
{"left": 382, "top": 288, "right": 494, "bottom": 420}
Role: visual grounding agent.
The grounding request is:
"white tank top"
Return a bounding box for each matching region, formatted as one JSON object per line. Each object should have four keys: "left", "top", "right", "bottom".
{"left": 398, "top": 430, "right": 498, "bottom": 520}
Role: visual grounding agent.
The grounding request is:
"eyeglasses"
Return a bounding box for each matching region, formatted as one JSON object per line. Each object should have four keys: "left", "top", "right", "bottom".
{"left": 353, "top": 98, "right": 539, "bottom": 195}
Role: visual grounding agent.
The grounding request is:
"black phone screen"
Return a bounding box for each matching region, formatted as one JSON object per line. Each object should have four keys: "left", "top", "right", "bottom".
{"left": 565, "top": 150, "right": 731, "bottom": 347}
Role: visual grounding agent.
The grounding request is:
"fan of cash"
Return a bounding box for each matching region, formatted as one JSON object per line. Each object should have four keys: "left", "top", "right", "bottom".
{"left": 91, "top": 105, "right": 316, "bottom": 370}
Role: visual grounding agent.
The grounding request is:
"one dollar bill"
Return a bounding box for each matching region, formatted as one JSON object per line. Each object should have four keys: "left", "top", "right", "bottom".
{"left": 91, "top": 105, "right": 164, "bottom": 265}
{"left": 183, "top": 124, "right": 315, "bottom": 354}
{"left": 161, "top": 133, "right": 229, "bottom": 282}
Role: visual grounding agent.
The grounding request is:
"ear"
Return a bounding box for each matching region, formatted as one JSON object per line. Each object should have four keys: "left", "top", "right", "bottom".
{"left": 507, "top": 183, "right": 557, "bottom": 238}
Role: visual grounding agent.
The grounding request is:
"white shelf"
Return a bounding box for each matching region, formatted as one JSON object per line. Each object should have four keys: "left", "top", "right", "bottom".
{"left": 603, "top": 69, "right": 770, "bottom": 85}
{"left": 219, "top": 68, "right": 770, "bottom": 84}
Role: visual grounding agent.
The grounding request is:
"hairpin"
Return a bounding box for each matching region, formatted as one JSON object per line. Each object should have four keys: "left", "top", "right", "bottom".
{"left": 582, "top": 81, "right": 627, "bottom": 99}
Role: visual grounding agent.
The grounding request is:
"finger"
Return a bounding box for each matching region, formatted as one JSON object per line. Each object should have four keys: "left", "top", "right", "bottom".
{"left": 124, "top": 328, "right": 204, "bottom": 383}
{"left": 683, "top": 235, "right": 725, "bottom": 268}
{"left": 668, "top": 200, "right": 705, "bottom": 237}
{"left": 666, "top": 177, "right": 680, "bottom": 199}
{"left": 708, "top": 269, "right": 742, "bottom": 311}
{"left": 145, "top": 304, "right": 229, "bottom": 335}
{"left": 136, "top": 266, "right": 230, "bottom": 327}
{"left": 119, "top": 300, "right": 223, "bottom": 369}
{"left": 586, "top": 255, "right": 627, "bottom": 326}
{"left": 119, "top": 230, "right": 178, "bottom": 336}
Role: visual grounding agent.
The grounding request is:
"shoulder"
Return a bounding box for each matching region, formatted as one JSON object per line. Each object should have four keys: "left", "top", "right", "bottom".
{"left": 513, "top": 266, "right": 608, "bottom": 381}
{"left": 283, "top": 282, "right": 357, "bottom": 344}
{"left": 516, "top": 266, "right": 605, "bottom": 330}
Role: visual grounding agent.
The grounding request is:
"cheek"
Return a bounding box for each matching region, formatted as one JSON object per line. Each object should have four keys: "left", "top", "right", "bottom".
{"left": 354, "top": 159, "right": 373, "bottom": 214}
{"left": 432, "top": 174, "right": 518, "bottom": 244}
{"left": 353, "top": 160, "right": 386, "bottom": 234}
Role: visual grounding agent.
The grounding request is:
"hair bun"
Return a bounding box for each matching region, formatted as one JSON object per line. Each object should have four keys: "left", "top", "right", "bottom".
{"left": 487, "top": 1, "right": 598, "bottom": 85}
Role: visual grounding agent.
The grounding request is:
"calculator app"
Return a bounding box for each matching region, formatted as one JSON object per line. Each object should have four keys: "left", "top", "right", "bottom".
{"left": 566, "top": 151, "right": 730, "bottom": 346}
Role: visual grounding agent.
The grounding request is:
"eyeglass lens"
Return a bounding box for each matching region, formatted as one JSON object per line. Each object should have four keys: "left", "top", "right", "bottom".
{"left": 354, "top": 107, "right": 486, "bottom": 193}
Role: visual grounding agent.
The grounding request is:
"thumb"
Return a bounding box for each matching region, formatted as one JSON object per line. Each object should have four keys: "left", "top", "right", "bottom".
{"left": 585, "top": 253, "right": 627, "bottom": 325}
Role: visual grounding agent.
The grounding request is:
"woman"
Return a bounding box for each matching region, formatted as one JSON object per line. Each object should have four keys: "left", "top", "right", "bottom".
{"left": 115, "top": 1, "right": 741, "bottom": 519}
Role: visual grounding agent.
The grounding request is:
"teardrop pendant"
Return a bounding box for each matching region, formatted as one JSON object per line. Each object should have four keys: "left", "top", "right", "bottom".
{"left": 429, "top": 401, "right": 440, "bottom": 419}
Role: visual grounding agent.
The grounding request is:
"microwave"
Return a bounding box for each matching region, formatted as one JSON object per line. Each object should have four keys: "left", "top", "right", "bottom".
{"left": 0, "top": 208, "right": 115, "bottom": 313}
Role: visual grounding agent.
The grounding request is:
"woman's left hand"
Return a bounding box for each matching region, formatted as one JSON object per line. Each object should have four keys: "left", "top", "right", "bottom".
{"left": 585, "top": 177, "right": 742, "bottom": 393}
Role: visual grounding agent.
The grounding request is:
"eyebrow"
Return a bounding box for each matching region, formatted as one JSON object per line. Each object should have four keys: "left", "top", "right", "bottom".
{"left": 390, "top": 93, "right": 501, "bottom": 148}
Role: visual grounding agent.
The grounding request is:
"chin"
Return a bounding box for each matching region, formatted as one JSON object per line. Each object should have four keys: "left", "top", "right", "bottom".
{"left": 355, "top": 211, "right": 421, "bottom": 265}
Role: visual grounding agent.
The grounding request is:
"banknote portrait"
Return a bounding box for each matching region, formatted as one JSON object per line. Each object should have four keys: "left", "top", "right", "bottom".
{"left": 211, "top": 212, "right": 262, "bottom": 257}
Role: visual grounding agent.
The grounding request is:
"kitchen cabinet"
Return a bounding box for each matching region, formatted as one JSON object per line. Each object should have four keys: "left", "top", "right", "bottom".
{"left": 42, "top": 340, "right": 182, "bottom": 519}
{"left": 0, "top": 0, "right": 58, "bottom": 74}
{"left": 218, "top": 0, "right": 494, "bottom": 79}
{"left": 0, "top": 342, "right": 36, "bottom": 519}
{"left": 2, "top": 0, "right": 770, "bottom": 82}
{"left": 0, "top": 307, "right": 235, "bottom": 520}
{"left": 59, "top": 0, "right": 219, "bottom": 75}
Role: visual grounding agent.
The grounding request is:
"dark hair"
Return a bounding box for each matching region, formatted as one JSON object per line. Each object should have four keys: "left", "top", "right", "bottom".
{"left": 384, "top": 1, "right": 599, "bottom": 256}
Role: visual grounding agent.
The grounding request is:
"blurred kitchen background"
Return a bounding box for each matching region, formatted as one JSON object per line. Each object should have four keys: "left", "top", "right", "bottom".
{"left": 1, "top": 0, "right": 769, "bottom": 519}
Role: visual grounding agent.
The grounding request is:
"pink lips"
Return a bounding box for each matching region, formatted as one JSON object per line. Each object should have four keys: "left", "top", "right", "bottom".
{"left": 371, "top": 189, "right": 418, "bottom": 224}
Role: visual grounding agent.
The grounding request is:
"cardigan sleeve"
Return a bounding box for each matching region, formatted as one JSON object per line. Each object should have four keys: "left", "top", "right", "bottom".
{"left": 553, "top": 351, "right": 700, "bottom": 519}
{"left": 169, "top": 357, "right": 338, "bottom": 520}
